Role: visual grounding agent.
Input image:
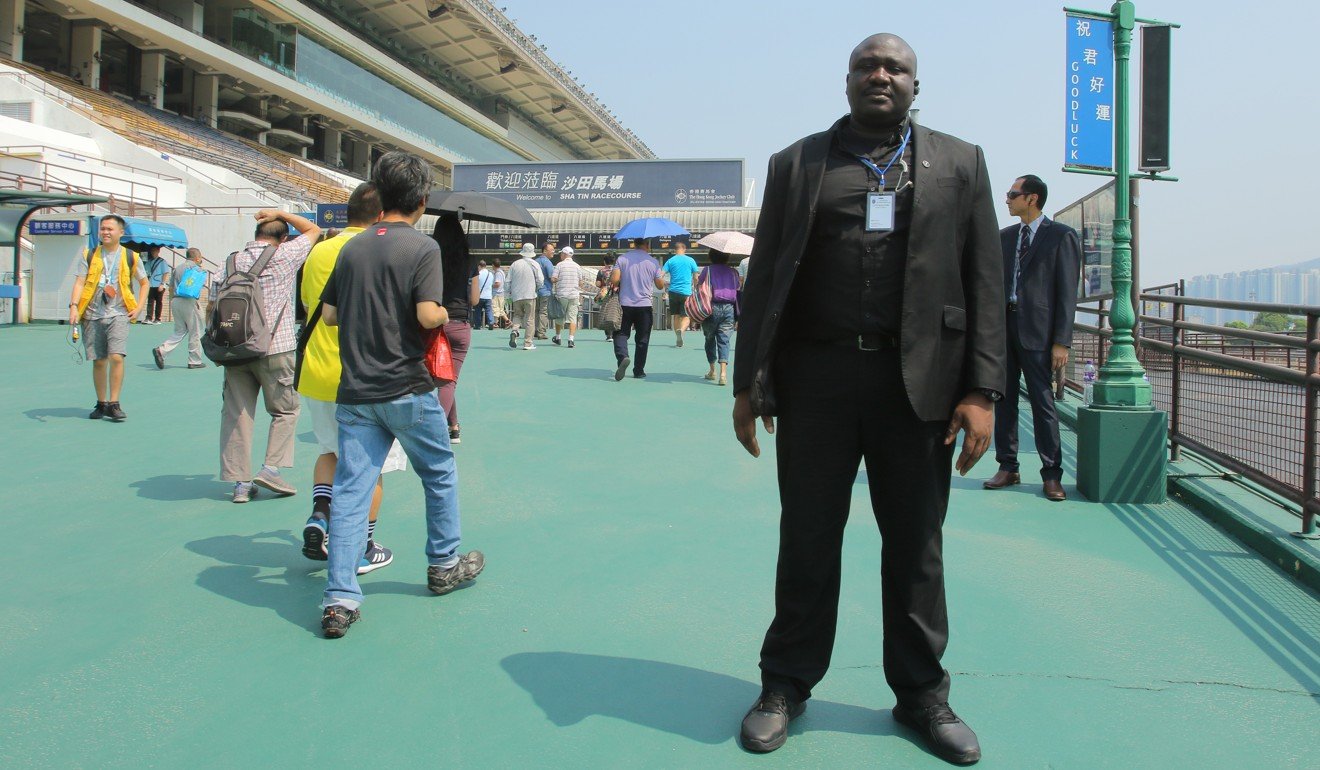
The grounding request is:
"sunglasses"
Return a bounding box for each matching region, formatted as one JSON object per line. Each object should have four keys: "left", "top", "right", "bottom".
{"left": 1006, "top": 190, "right": 1031, "bottom": 200}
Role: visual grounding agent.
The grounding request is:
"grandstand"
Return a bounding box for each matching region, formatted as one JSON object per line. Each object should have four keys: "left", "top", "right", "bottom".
{"left": 0, "top": 0, "right": 652, "bottom": 320}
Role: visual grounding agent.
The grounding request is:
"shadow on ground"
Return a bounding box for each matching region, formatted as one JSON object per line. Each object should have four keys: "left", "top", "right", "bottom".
{"left": 547, "top": 368, "right": 708, "bottom": 385}
{"left": 187, "top": 530, "right": 324, "bottom": 635}
{"left": 186, "top": 531, "right": 453, "bottom": 634}
{"left": 23, "top": 407, "right": 92, "bottom": 421}
{"left": 131, "top": 473, "right": 231, "bottom": 501}
{"left": 1108, "top": 503, "right": 1320, "bottom": 698}
{"left": 501, "top": 652, "right": 912, "bottom": 748}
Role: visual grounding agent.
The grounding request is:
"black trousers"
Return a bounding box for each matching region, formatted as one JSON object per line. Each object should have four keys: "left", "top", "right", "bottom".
{"left": 147, "top": 287, "right": 166, "bottom": 321}
{"left": 760, "top": 344, "right": 954, "bottom": 708}
{"left": 994, "top": 311, "right": 1063, "bottom": 481}
{"left": 613, "top": 306, "right": 652, "bottom": 375}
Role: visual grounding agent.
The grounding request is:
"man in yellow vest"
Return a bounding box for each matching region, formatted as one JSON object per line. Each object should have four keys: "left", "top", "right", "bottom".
{"left": 67, "top": 214, "right": 149, "bottom": 421}
{"left": 296, "top": 183, "right": 398, "bottom": 575}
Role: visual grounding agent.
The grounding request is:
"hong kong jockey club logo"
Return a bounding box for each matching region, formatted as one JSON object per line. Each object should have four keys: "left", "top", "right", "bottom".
{"left": 674, "top": 189, "right": 688, "bottom": 205}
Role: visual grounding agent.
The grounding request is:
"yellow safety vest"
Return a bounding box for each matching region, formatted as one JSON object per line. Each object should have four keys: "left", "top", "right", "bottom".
{"left": 76, "top": 246, "right": 140, "bottom": 318}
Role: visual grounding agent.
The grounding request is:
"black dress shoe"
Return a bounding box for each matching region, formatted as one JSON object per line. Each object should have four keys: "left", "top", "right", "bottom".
{"left": 892, "top": 702, "right": 981, "bottom": 765}
{"left": 740, "top": 691, "right": 805, "bottom": 753}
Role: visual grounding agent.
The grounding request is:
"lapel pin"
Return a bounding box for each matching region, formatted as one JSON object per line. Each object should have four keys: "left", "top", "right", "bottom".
{"left": 921, "top": 160, "right": 930, "bottom": 168}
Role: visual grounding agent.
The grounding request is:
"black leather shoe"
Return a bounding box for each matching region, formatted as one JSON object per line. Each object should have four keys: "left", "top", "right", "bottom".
{"left": 892, "top": 702, "right": 981, "bottom": 765}
{"left": 740, "top": 691, "right": 805, "bottom": 753}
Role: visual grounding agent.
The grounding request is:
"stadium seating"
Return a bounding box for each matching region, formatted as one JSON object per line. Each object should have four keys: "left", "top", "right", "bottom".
{"left": 9, "top": 62, "right": 354, "bottom": 207}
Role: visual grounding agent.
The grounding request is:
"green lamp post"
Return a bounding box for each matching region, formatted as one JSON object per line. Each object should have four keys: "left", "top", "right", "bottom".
{"left": 1065, "top": 1, "right": 1178, "bottom": 503}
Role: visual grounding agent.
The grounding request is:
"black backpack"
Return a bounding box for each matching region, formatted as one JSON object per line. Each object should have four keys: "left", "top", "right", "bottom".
{"left": 202, "top": 244, "right": 283, "bottom": 365}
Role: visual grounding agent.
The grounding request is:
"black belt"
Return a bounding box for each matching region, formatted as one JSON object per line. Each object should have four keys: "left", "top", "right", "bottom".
{"left": 823, "top": 333, "right": 899, "bottom": 351}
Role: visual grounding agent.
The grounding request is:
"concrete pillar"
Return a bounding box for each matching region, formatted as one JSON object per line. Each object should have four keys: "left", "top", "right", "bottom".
{"left": 192, "top": 73, "right": 218, "bottom": 127}
{"left": 71, "top": 23, "right": 101, "bottom": 90}
{"left": 350, "top": 139, "right": 371, "bottom": 177}
{"left": 321, "top": 127, "right": 341, "bottom": 167}
{"left": 139, "top": 51, "right": 165, "bottom": 107}
{"left": 0, "top": 0, "right": 24, "bottom": 62}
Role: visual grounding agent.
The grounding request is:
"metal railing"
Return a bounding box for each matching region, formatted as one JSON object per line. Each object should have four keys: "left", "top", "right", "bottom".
{"left": 1070, "top": 284, "right": 1319, "bottom": 535}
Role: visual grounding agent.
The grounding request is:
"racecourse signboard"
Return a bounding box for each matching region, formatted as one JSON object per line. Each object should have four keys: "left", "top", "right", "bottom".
{"left": 452, "top": 159, "right": 743, "bottom": 209}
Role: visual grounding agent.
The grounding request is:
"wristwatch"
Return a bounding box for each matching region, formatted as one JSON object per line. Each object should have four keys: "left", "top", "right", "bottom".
{"left": 974, "top": 387, "right": 1003, "bottom": 403}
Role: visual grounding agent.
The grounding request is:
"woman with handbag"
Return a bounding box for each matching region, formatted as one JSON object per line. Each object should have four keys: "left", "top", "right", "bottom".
{"left": 596, "top": 253, "right": 621, "bottom": 341}
{"left": 698, "top": 249, "right": 741, "bottom": 386}
{"left": 431, "top": 213, "right": 478, "bottom": 444}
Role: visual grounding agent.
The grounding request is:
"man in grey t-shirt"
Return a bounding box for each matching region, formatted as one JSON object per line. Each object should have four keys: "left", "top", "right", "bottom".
{"left": 316, "top": 151, "right": 485, "bottom": 639}
{"left": 67, "top": 214, "right": 149, "bottom": 421}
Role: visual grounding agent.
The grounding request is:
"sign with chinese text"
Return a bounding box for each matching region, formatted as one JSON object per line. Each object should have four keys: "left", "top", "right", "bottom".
{"left": 452, "top": 160, "right": 743, "bottom": 209}
{"left": 316, "top": 204, "right": 348, "bottom": 228}
{"left": 29, "top": 219, "right": 82, "bottom": 236}
{"left": 1065, "top": 14, "right": 1115, "bottom": 170}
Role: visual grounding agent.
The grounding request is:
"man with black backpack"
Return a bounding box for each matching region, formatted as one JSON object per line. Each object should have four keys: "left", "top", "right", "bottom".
{"left": 215, "top": 208, "right": 319, "bottom": 503}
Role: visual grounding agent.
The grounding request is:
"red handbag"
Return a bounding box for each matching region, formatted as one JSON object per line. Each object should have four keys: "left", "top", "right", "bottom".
{"left": 423, "top": 327, "right": 456, "bottom": 382}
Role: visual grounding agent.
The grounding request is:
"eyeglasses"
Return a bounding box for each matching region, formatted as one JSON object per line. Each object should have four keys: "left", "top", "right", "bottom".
{"left": 1006, "top": 190, "right": 1031, "bottom": 200}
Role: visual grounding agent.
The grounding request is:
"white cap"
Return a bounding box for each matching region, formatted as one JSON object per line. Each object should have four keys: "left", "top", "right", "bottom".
{"left": 559, "top": 246, "right": 574, "bottom": 257}
{"left": 518, "top": 243, "right": 536, "bottom": 258}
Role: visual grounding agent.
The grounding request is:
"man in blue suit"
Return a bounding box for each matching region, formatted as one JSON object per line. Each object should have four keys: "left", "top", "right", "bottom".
{"left": 983, "top": 175, "right": 1081, "bottom": 501}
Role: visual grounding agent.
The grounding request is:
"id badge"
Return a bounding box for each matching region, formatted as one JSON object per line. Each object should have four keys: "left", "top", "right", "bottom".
{"left": 866, "top": 192, "right": 895, "bottom": 232}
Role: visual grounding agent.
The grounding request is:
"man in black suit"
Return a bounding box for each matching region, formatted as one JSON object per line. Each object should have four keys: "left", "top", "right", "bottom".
{"left": 983, "top": 176, "right": 1081, "bottom": 502}
{"left": 731, "top": 33, "right": 1003, "bottom": 764}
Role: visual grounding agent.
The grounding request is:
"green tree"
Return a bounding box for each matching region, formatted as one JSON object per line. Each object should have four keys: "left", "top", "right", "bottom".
{"left": 1250, "top": 312, "right": 1292, "bottom": 332}
{"left": 1225, "top": 320, "right": 1249, "bottom": 330}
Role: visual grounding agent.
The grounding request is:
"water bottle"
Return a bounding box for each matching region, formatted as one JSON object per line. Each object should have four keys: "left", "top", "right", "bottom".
{"left": 1083, "top": 360, "right": 1097, "bottom": 405}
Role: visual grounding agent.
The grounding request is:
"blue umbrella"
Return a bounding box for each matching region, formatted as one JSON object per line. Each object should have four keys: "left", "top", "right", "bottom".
{"left": 614, "top": 217, "right": 688, "bottom": 240}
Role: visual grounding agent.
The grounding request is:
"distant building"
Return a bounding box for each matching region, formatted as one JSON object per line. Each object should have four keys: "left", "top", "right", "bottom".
{"left": 1186, "top": 262, "right": 1320, "bottom": 325}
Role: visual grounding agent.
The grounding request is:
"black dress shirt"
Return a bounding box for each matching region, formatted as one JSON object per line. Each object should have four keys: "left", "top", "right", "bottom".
{"left": 783, "top": 120, "right": 915, "bottom": 341}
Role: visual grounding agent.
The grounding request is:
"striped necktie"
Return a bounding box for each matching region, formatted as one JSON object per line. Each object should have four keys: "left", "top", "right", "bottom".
{"left": 1011, "top": 225, "right": 1032, "bottom": 305}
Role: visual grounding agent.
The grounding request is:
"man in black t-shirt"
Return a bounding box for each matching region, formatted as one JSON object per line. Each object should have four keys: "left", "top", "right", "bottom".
{"left": 317, "top": 151, "right": 485, "bottom": 639}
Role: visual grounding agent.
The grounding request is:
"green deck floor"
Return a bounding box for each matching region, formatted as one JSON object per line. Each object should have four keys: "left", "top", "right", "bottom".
{"left": 1, "top": 323, "right": 1317, "bottom": 767}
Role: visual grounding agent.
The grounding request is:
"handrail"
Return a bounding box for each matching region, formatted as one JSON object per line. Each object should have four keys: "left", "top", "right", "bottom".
{"left": 0, "top": 152, "right": 161, "bottom": 205}
{"left": 1141, "top": 292, "right": 1320, "bottom": 317}
{"left": 0, "top": 143, "right": 186, "bottom": 183}
{"left": 1068, "top": 284, "right": 1320, "bottom": 536}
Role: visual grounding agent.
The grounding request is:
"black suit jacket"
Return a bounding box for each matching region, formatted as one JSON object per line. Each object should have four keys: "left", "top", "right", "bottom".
{"left": 733, "top": 118, "right": 1006, "bottom": 423}
{"left": 1000, "top": 218, "right": 1082, "bottom": 352}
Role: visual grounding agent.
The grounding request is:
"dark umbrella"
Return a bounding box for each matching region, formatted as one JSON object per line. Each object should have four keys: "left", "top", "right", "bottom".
{"left": 425, "top": 190, "right": 538, "bottom": 227}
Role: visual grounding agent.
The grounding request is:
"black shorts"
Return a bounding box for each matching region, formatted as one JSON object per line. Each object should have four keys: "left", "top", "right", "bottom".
{"left": 667, "top": 291, "right": 689, "bottom": 316}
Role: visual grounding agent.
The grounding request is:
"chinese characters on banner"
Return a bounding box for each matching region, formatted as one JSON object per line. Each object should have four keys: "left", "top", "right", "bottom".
{"left": 1065, "top": 14, "right": 1115, "bottom": 170}
{"left": 453, "top": 160, "right": 743, "bottom": 210}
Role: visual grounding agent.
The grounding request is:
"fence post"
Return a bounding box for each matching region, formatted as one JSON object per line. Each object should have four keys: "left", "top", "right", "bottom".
{"left": 1300, "top": 313, "right": 1319, "bottom": 538}
{"left": 1170, "top": 297, "right": 1183, "bottom": 462}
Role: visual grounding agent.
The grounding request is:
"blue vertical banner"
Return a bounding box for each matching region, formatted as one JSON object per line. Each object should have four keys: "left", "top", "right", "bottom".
{"left": 1065, "top": 14, "right": 1115, "bottom": 170}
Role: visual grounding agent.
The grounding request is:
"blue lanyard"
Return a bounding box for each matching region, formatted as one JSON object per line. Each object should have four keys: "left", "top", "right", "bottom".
{"left": 855, "top": 125, "right": 911, "bottom": 190}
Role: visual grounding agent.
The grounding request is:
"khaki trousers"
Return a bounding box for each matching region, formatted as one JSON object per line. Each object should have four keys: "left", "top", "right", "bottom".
{"left": 157, "top": 297, "right": 202, "bottom": 365}
{"left": 219, "top": 351, "right": 300, "bottom": 481}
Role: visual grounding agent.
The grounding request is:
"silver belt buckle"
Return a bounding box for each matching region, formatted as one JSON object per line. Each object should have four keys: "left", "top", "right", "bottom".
{"left": 858, "top": 334, "right": 880, "bottom": 352}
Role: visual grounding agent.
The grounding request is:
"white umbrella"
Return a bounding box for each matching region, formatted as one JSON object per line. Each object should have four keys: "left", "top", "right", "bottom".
{"left": 697, "top": 231, "right": 754, "bottom": 256}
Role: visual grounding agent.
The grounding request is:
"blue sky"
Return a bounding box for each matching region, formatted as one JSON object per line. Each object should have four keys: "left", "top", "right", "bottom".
{"left": 499, "top": 0, "right": 1319, "bottom": 286}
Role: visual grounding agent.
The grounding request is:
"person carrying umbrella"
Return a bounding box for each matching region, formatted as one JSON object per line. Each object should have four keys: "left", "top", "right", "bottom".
{"left": 609, "top": 238, "right": 664, "bottom": 380}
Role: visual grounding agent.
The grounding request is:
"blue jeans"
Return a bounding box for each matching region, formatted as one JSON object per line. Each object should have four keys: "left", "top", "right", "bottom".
{"left": 473, "top": 298, "right": 492, "bottom": 328}
{"left": 703, "top": 303, "right": 736, "bottom": 364}
{"left": 323, "top": 392, "right": 461, "bottom": 609}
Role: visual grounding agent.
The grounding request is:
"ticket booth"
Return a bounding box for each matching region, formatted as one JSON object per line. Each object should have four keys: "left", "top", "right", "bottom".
{"left": 0, "top": 191, "right": 108, "bottom": 325}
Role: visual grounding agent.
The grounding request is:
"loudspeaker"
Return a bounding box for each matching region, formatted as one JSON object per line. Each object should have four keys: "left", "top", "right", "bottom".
{"left": 1139, "top": 25, "right": 1171, "bottom": 172}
